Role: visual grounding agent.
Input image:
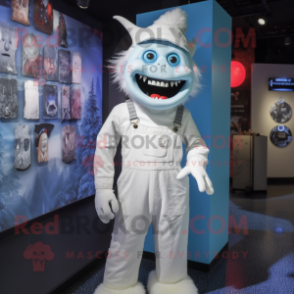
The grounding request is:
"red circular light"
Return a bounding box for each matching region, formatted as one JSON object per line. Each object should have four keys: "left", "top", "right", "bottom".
{"left": 231, "top": 61, "right": 246, "bottom": 88}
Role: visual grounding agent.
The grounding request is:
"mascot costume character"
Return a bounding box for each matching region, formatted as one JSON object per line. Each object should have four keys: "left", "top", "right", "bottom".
{"left": 94, "top": 8, "right": 214, "bottom": 294}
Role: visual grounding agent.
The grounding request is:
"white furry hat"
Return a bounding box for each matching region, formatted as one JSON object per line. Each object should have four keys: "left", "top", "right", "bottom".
{"left": 114, "top": 8, "right": 197, "bottom": 56}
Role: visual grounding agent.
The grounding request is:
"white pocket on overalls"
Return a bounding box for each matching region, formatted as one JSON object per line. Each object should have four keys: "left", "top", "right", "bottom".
{"left": 133, "top": 125, "right": 175, "bottom": 163}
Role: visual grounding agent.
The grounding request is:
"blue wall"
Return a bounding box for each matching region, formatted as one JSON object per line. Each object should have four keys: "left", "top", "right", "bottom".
{"left": 137, "top": 0, "right": 231, "bottom": 264}
{"left": 0, "top": 3, "right": 103, "bottom": 233}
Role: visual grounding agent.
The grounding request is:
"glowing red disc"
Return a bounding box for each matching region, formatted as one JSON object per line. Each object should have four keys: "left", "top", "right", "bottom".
{"left": 231, "top": 61, "right": 246, "bottom": 88}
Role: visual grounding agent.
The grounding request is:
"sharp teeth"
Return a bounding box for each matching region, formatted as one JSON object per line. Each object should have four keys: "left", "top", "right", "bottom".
{"left": 165, "top": 83, "right": 169, "bottom": 87}
{"left": 148, "top": 80, "right": 151, "bottom": 85}
{"left": 160, "top": 82, "right": 165, "bottom": 87}
{"left": 175, "top": 82, "right": 178, "bottom": 87}
{"left": 156, "top": 81, "right": 160, "bottom": 86}
{"left": 152, "top": 80, "right": 156, "bottom": 85}
{"left": 170, "top": 82, "right": 174, "bottom": 87}
{"left": 139, "top": 75, "right": 142, "bottom": 79}
{"left": 143, "top": 76, "right": 147, "bottom": 82}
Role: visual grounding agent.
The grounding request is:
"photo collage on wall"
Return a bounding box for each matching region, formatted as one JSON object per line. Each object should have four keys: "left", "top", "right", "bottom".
{"left": 0, "top": 0, "right": 85, "bottom": 167}
{"left": 0, "top": 0, "right": 103, "bottom": 233}
{"left": 269, "top": 97, "right": 293, "bottom": 147}
{"left": 230, "top": 89, "right": 250, "bottom": 135}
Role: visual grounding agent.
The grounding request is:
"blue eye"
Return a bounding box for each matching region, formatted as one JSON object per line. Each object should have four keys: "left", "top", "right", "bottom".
{"left": 143, "top": 50, "right": 157, "bottom": 63}
{"left": 167, "top": 53, "right": 180, "bottom": 67}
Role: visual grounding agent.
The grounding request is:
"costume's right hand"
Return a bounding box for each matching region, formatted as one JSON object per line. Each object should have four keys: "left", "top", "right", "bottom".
{"left": 94, "top": 189, "right": 119, "bottom": 224}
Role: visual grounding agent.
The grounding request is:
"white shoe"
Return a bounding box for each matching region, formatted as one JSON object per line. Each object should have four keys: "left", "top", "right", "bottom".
{"left": 94, "top": 282, "right": 145, "bottom": 294}
{"left": 147, "top": 270, "right": 198, "bottom": 294}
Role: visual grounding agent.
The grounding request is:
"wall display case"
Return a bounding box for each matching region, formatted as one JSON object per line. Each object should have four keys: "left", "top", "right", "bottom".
{"left": 0, "top": 1, "right": 103, "bottom": 233}
{"left": 232, "top": 135, "right": 267, "bottom": 192}
{"left": 270, "top": 125, "right": 292, "bottom": 147}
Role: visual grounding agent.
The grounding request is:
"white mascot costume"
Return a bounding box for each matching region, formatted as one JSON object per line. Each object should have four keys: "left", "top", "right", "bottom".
{"left": 94, "top": 8, "right": 214, "bottom": 294}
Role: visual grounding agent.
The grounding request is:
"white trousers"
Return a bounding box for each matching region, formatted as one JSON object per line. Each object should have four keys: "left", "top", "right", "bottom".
{"left": 103, "top": 167, "right": 190, "bottom": 290}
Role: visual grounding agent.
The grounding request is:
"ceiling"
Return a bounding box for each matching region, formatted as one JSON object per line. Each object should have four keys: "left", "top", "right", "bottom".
{"left": 62, "top": 0, "right": 294, "bottom": 63}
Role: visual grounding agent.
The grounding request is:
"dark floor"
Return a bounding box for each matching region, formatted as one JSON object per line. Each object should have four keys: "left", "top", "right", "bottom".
{"left": 62, "top": 185, "right": 294, "bottom": 294}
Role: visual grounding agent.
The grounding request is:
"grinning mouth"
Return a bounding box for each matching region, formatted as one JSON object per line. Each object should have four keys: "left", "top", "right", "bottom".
{"left": 2, "top": 53, "right": 10, "bottom": 57}
{"left": 135, "top": 74, "right": 186, "bottom": 100}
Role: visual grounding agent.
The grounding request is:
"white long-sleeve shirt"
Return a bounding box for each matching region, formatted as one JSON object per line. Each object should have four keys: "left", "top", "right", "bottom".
{"left": 94, "top": 101, "right": 209, "bottom": 189}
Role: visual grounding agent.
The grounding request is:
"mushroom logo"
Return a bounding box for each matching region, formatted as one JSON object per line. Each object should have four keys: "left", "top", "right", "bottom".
{"left": 23, "top": 242, "right": 54, "bottom": 272}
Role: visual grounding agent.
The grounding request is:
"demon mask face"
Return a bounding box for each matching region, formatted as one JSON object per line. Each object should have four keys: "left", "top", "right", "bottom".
{"left": 0, "top": 23, "right": 18, "bottom": 75}
{"left": 112, "top": 9, "right": 200, "bottom": 110}
{"left": 15, "top": 124, "right": 31, "bottom": 170}
{"left": 46, "top": 99, "right": 57, "bottom": 117}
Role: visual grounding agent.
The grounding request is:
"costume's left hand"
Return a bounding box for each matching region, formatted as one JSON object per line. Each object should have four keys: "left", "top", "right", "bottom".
{"left": 177, "top": 156, "right": 214, "bottom": 195}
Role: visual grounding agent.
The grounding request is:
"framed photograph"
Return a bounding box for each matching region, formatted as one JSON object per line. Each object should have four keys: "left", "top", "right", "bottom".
{"left": 11, "top": 0, "right": 30, "bottom": 26}
{"left": 33, "top": 0, "right": 53, "bottom": 35}
{"left": 0, "top": 78, "right": 18, "bottom": 119}
{"left": 34, "top": 123, "right": 54, "bottom": 163}
{"left": 72, "top": 52, "right": 82, "bottom": 84}
{"left": 43, "top": 84, "right": 58, "bottom": 120}
{"left": 22, "top": 34, "right": 42, "bottom": 78}
{"left": 0, "top": 23, "right": 18, "bottom": 75}
{"left": 59, "top": 49, "right": 71, "bottom": 84}
{"left": 44, "top": 45, "right": 59, "bottom": 82}
{"left": 24, "top": 80, "right": 39, "bottom": 120}
{"left": 62, "top": 125, "right": 75, "bottom": 164}
{"left": 71, "top": 86, "right": 81, "bottom": 119}
{"left": 14, "top": 124, "right": 31, "bottom": 171}
{"left": 61, "top": 86, "right": 71, "bottom": 120}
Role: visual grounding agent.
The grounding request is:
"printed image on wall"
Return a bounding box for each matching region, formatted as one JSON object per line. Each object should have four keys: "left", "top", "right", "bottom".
{"left": 269, "top": 97, "right": 292, "bottom": 124}
{"left": 270, "top": 125, "right": 292, "bottom": 147}
{"left": 0, "top": 23, "right": 18, "bottom": 75}
{"left": 0, "top": 1, "right": 103, "bottom": 233}
{"left": 231, "top": 89, "right": 250, "bottom": 134}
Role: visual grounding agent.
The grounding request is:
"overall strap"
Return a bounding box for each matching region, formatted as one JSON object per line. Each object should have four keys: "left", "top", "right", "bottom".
{"left": 126, "top": 98, "right": 139, "bottom": 128}
{"left": 173, "top": 105, "right": 184, "bottom": 132}
{"left": 126, "top": 97, "right": 184, "bottom": 132}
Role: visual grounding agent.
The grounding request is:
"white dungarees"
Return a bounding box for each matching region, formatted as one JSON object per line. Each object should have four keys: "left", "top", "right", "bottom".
{"left": 94, "top": 99, "right": 209, "bottom": 290}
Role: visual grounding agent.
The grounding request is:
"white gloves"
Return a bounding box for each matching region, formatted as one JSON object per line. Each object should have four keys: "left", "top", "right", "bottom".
{"left": 177, "top": 156, "right": 214, "bottom": 195}
{"left": 94, "top": 189, "right": 119, "bottom": 224}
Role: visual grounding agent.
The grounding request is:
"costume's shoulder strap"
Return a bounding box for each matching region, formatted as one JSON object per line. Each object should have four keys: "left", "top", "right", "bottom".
{"left": 125, "top": 97, "right": 139, "bottom": 128}
{"left": 125, "top": 97, "right": 184, "bottom": 132}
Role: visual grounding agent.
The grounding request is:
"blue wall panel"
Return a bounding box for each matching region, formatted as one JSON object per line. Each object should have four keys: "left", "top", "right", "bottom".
{"left": 137, "top": 0, "right": 231, "bottom": 264}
